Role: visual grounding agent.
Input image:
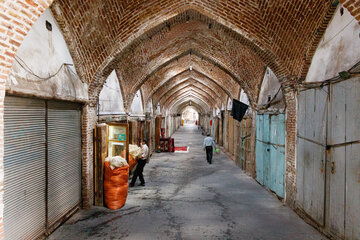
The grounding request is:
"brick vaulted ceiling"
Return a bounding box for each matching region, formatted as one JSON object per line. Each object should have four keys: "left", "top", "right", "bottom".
{"left": 50, "top": 0, "right": 338, "bottom": 113}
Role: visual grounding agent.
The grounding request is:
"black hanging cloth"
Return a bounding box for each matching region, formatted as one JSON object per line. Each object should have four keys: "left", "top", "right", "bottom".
{"left": 231, "top": 99, "right": 248, "bottom": 122}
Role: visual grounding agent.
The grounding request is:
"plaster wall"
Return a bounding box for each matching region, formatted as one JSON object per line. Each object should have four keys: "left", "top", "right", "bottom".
{"left": 306, "top": 5, "right": 360, "bottom": 83}
{"left": 240, "top": 89, "right": 250, "bottom": 106}
{"left": 99, "top": 70, "right": 125, "bottom": 114}
{"left": 155, "top": 103, "right": 161, "bottom": 115}
{"left": 257, "top": 68, "right": 284, "bottom": 108}
{"left": 146, "top": 99, "right": 153, "bottom": 114}
{"left": 223, "top": 111, "right": 227, "bottom": 149}
{"left": 7, "top": 9, "right": 88, "bottom": 101}
{"left": 215, "top": 108, "right": 221, "bottom": 117}
{"left": 130, "top": 90, "right": 144, "bottom": 115}
{"left": 227, "top": 98, "right": 232, "bottom": 111}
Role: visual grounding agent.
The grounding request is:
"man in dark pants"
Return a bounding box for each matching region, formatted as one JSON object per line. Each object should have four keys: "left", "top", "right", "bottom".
{"left": 203, "top": 133, "right": 216, "bottom": 164}
{"left": 130, "top": 139, "right": 149, "bottom": 187}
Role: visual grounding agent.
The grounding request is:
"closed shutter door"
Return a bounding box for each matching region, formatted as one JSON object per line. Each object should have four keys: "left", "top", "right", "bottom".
{"left": 4, "top": 96, "right": 46, "bottom": 240}
{"left": 47, "top": 101, "right": 82, "bottom": 227}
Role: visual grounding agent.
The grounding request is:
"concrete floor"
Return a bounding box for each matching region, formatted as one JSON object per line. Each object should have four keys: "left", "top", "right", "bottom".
{"left": 49, "top": 126, "right": 326, "bottom": 240}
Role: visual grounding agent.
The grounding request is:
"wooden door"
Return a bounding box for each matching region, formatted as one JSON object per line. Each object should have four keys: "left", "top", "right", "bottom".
{"left": 327, "top": 78, "right": 360, "bottom": 239}
{"left": 268, "top": 114, "right": 285, "bottom": 198}
{"left": 229, "top": 115, "right": 234, "bottom": 157}
{"left": 234, "top": 120, "right": 241, "bottom": 167}
{"left": 296, "top": 88, "right": 327, "bottom": 226}
{"left": 256, "top": 114, "right": 285, "bottom": 198}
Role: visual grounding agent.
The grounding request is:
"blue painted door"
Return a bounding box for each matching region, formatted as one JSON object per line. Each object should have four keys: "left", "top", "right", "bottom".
{"left": 256, "top": 114, "right": 285, "bottom": 198}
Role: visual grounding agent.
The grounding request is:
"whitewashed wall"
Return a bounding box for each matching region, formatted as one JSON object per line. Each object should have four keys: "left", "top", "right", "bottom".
{"left": 7, "top": 9, "right": 88, "bottom": 101}
{"left": 130, "top": 90, "right": 144, "bottom": 115}
{"left": 306, "top": 5, "right": 360, "bottom": 83}
{"left": 257, "top": 68, "right": 283, "bottom": 106}
{"left": 99, "top": 70, "right": 125, "bottom": 114}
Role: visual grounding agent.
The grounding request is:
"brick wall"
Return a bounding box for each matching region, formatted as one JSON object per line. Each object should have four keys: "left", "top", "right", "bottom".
{"left": 163, "top": 86, "right": 218, "bottom": 110}
{"left": 340, "top": 0, "right": 360, "bottom": 21}
{"left": 160, "top": 80, "right": 222, "bottom": 108}
{"left": 81, "top": 103, "right": 97, "bottom": 209}
{"left": 173, "top": 101, "right": 208, "bottom": 115}
{"left": 151, "top": 70, "right": 228, "bottom": 110}
{"left": 282, "top": 80, "right": 298, "bottom": 208}
{"left": 49, "top": 1, "right": 338, "bottom": 98}
{"left": 141, "top": 54, "right": 240, "bottom": 111}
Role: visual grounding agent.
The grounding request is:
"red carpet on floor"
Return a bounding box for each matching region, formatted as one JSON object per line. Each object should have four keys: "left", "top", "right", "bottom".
{"left": 174, "top": 146, "right": 188, "bottom": 151}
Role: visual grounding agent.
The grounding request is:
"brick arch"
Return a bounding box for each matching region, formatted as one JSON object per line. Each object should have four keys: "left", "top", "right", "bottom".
{"left": 98, "top": 46, "right": 262, "bottom": 111}
{"left": 156, "top": 78, "right": 224, "bottom": 109}
{"left": 162, "top": 86, "right": 219, "bottom": 110}
{"left": 134, "top": 47, "right": 264, "bottom": 108}
{"left": 170, "top": 93, "right": 217, "bottom": 111}
{"left": 176, "top": 101, "right": 206, "bottom": 114}
{"left": 150, "top": 69, "right": 230, "bottom": 109}
{"left": 93, "top": 12, "right": 273, "bottom": 105}
{"left": 170, "top": 95, "right": 210, "bottom": 114}
{"left": 137, "top": 53, "right": 241, "bottom": 110}
{"left": 159, "top": 82, "right": 218, "bottom": 105}
{"left": 49, "top": 2, "right": 337, "bottom": 101}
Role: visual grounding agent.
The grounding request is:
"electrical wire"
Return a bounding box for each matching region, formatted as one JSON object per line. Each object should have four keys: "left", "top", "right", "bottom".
{"left": 300, "top": 60, "right": 360, "bottom": 91}
{"left": 265, "top": 87, "right": 281, "bottom": 106}
{"left": 14, "top": 55, "right": 73, "bottom": 82}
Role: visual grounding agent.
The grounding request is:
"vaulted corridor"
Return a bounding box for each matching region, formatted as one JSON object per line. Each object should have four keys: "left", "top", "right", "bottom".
{"left": 1, "top": 1, "right": 360, "bottom": 239}
{"left": 49, "top": 126, "right": 324, "bottom": 240}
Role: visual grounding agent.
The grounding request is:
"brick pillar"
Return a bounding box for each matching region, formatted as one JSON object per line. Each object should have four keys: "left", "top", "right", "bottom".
{"left": 81, "top": 103, "right": 97, "bottom": 209}
{"left": 219, "top": 114, "right": 223, "bottom": 146}
{"left": 282, "top": 81, "right": 297, "bottom": 208}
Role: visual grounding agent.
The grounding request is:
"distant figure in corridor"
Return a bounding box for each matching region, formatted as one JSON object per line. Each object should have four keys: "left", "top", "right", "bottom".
{"left": 130, "top": 139, "right": 149, "bottom": 187}
{"left": 203, "top": 133, "right": 216, "bottom": 164}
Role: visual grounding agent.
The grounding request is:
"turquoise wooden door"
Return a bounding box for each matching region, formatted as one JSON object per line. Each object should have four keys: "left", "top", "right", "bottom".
{"left": 269, "top": 114, "right": 285, "bottom": 197}
{"left": 256, "top": 114, "right": 285, "bottom": 198}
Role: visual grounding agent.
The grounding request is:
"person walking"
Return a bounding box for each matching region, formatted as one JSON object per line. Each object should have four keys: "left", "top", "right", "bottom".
{"left": 130, "top": 139, "right": 149, "bottom": 187}
{"left": 203, "top": 133, "right": 216, "bottom": 164}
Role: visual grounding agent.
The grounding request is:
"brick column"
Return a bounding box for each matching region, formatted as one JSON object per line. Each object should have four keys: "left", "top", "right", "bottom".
{"left": 282, "top": 81, "right": 298, "bottom": 208}
{"left": 219, "top": 115, "right": 223, "bottom": 146}
{"left": 81, "top": 103, "right": 97, "bottom": 209}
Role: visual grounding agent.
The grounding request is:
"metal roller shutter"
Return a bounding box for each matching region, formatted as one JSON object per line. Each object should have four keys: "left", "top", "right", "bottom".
{"left": 4, "top": 96, "right": 46, "bottom": 240}
{"left": 47, "top": 101, "right": 82, "bottom": 227}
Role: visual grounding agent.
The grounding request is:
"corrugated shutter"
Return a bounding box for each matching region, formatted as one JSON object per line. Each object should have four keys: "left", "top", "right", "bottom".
{"left": 47, "top": 101, "right": 82, "bottom": 227}
{"left": 4, "top": 96, "right": 46, "bottom": 240}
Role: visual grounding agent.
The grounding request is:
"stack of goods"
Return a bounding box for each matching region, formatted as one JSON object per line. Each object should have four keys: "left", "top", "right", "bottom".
{"left": 128, "top": 144, "right": 143, "bottom": 171}
{"left": 129, "top": 144, "right": 142, "bottom": 158}
{"left": 159, "top": 138, "right": 175, "bottom": 152}
{"left": 168, "top": 138, "right": 174, "bottom": 152}
{"left": 104, "top": 156, "right": 129, "bottom": 210}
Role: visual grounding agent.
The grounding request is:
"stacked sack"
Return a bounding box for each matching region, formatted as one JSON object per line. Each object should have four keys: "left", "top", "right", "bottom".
{"left": 104, "top": 156, "right": 129, "bottom": 210}
{"left": 128, "top": 144, "right": 143, "bottom": 172}
{"left": 129, "top": 144, "right": 143, "bottom": 158}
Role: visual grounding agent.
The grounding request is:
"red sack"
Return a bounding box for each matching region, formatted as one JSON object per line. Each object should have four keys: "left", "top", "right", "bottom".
{"left": 104, "top": 161, "right": 129, "bottom": 210}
